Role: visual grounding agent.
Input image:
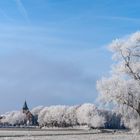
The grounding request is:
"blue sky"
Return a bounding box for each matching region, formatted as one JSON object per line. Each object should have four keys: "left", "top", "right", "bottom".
{"left": 0, "top": 0, "right": 140, "bottom": 112}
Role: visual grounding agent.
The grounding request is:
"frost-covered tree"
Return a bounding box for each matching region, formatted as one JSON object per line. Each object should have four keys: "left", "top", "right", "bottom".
{"left": 43, "top": 105, "right": 67, "bottom": 127}
{"left": 37, "top": 104, "right": 106, "bottom": 128}
{"left": 0, "top": 104, "right": 121, "bottom": 128}
{"left": 1, "top": 111, "right": 26, "bottom": 125}
{"left": 31, "top": 106, "right": 44, "bottom": 116}
{"left": 38, "top": 105, "right": 68, "bottom": 127}
{"left": 76, "top": 103, "right": 105, "bottom": 128}
{"left": 97, "top": 32, "right": 140, "bottom": 130}
{"left": 37, "top": 107, "right": 49, "bottom": 126}
{"left": 64, "top": 105, "right": 78, "bottom": 126}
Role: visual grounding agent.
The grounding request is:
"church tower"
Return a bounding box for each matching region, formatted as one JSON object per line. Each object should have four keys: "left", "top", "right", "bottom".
{"left": 22, "top": 101, "right": 38, "bottom": 126}
{"left": 22, "top": 100, "right": 29, "bottom": 114}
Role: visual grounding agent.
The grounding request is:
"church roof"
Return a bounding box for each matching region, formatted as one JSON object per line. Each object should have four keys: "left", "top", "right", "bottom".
{"left": 23, "top": 101, "right": 29, "bottom": 110}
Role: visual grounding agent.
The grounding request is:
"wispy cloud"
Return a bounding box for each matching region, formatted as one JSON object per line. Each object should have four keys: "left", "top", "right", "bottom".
{"left": 95, "top": 15, "right": 140, "bottom": 23}
{"left": 0, "top": 9, "right": 14, "bottom": 22}
{"left": 15, "top": 0, "right": 30, "bottom": 24}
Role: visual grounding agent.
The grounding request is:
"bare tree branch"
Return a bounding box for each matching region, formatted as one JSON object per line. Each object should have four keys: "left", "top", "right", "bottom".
{"left": 120, "top": 49, "right": 140, "bottom": 81}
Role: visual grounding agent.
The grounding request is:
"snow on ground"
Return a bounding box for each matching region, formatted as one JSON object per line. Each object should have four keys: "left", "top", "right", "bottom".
{"left": 0, "top": 129, "right": 139, "bottom": 140}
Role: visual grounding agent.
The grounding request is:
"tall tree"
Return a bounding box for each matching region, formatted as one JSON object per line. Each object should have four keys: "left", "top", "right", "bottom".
{"left": 97, "top": 32, "right": 140, "bottom": 130}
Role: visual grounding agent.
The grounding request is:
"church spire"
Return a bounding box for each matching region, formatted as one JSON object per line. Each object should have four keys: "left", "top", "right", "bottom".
{"left": 22, "top": 100, "right": 29, "bottom": 111}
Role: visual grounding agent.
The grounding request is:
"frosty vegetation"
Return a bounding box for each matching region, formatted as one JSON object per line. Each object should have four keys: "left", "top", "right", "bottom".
{"left": 0, "top": 103, "right": 123, "bottom": 129}
{"left": 32, "top": 104, "right": 106, "bottom": 128}
{"left": 1, "top": 111, "right": 26, "bottom": 126}
{"left": 97, "top": 32, "right": 140, "bottom": 131}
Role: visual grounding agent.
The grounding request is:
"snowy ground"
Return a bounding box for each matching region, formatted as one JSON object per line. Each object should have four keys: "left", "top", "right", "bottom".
{"left": 0, "top": 128, "right": 139, "bottom": 140}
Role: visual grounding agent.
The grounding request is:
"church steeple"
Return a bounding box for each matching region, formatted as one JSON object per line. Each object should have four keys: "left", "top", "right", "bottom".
{"left": 21, "top": 101, "right": 38, "bottom": 126}
{"left": 22, "top": 100, "right": 29, "bottom": 111}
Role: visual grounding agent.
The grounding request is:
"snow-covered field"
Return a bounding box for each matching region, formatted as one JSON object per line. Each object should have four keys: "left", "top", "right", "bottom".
{"left": 0, "top": 128, "right": 139, "bottom": 140}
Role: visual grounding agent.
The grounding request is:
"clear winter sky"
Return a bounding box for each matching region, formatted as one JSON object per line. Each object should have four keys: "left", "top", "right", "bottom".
{"left": 0, "top": 0, "right": 140, "bottom": 112}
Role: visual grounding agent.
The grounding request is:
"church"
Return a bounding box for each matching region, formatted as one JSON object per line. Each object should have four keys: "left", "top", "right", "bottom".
{"left": 22, "top": 101, "right": 38, "bottom": 126}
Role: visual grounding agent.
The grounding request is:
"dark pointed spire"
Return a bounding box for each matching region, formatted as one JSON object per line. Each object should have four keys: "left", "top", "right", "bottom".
{"left": 22, "top": 100, "right": 29, "bottom": 111}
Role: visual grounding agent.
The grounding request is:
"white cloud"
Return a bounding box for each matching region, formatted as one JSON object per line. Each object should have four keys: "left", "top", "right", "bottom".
{"left": 15, "top": 0, "right": 30, "bottom": 23}
{"left": 94, "top": 16, "right": 140, "bottom": 23}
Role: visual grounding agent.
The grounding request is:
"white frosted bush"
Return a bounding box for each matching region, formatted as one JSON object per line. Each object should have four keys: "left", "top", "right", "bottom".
{"left": 76, "top": 103, "right": 104, "bottom": 128}
{"left": 31, "top": 106, "right": 44, "bottom": 116}
{"left": 64, "top": 106, "right": 78, "bottom": 126}
{"left": 1, "top": 111, "right": 26, "bottom": 125}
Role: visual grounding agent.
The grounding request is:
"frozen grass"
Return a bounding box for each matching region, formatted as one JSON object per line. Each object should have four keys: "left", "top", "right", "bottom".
{"left": 0, "top": 129, "right": 139, "bottom": 140}
{"left": 1, "top": 134, "right": 140, "bottom": 140}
